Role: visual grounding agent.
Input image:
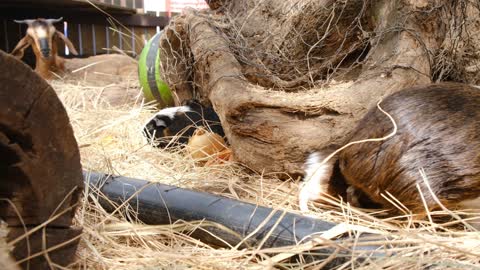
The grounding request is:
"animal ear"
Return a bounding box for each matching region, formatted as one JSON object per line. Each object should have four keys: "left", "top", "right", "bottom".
{"left": 11, "top": 35, "right": 32, "bottom": 59}
{"left": 55, "top": 30, "right": 78, "bottom": 55}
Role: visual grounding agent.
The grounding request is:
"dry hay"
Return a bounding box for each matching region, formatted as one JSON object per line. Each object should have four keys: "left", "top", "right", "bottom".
{"left": 39, "top": 75, "right": 479, "bottom": 269}
{"left": 7, "top": 2, "right": 475, "bottom": 266}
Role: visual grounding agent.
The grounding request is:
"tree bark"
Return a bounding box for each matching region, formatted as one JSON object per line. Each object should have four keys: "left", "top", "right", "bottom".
{"left": 0, "top": 50, "right": 83, "bottom": 268}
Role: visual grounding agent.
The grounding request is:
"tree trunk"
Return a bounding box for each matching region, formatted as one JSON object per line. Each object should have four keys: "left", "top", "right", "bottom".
{"left": 159, "top": 0, "right": 480, "bottom": 176}
{"left": 0, "top": 50, "right": 83, "bottom": 268}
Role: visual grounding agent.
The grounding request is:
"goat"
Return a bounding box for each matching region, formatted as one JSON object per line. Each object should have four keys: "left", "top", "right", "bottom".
{"left": 143, "top": 100, "right": 225, "bottom": 148}
{"left": 300, "top": 83, "right": 480, "bottom": 228}
{"left": 11, "top": 18, "right": 78, "bottom": 80}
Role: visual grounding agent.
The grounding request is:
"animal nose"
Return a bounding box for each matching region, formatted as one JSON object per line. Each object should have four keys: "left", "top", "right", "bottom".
{"left": 41, "top": 48, "right": 50, "bottom": 57}
{"left": 38, "top": 38, "right": 50, "bottom": 57}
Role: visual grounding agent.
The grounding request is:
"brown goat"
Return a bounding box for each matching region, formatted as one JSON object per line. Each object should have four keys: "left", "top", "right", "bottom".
{"left": 301, "top": 83, "right": 480, "bottom": 228}
{"left": 11, "top": 18, "right": 78, "bottom": 80}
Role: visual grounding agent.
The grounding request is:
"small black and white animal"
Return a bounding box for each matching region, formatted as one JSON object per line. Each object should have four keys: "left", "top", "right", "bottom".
{"left": 143, "top": 100, "right": 225, "bottom": 148}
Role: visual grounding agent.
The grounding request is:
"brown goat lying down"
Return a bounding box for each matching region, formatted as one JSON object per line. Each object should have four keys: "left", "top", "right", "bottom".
{"left": 11, "top": 18, "right": 78, "bottom": 80}
{"left": 301, "top": 83, "right": 480, "bottom": 227}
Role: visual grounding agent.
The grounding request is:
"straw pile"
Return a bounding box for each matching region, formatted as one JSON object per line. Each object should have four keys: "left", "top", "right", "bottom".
{"left": 43, "top": 74, "right": 480, "bottom": 269}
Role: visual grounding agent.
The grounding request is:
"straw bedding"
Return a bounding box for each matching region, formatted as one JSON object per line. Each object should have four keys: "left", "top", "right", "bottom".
{"left": 41, "top": 75, "right": 480, "bottom": 269}
{"left": 2, "top": 0, "right": 480, "bottom": 268}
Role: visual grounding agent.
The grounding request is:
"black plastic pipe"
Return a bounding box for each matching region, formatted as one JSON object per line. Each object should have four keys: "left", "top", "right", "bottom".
{"left": 84, "top": 171, "right": 384, "bottom": 261}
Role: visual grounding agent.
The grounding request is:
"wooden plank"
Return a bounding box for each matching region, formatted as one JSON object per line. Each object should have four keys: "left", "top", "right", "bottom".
{"left": 118, "top": 27, "right": 124, "bottom": 51}
{"left": 133, "top": 26, "right": 145, "bottom": 55}
{"left": 0, "top": 0, "right": 137, "bottom": 15}
{"left": 119, "top": 14, "right": 169, "bottom": 27}
{"left": 2, "top": 21, "right": 34, "bottom": 66}
{"left": 3, "top": 17, "right": 157, "bottom": 58}
{"left": 141, "top": 27, "right": 150, "bottom": 49}
{"left": 107, "top": 24, "right": 116, "bottom": 53}
{"left": 77, "top": 24, "right": 84, "bottom": 56}
{"left": 67, "top": 23, "right": 80, "bottom": 56}
{"left": 56, "top": 22, "right": 66, "bottom": 57}
{"left": 135, "top": 0, "right": 143, "bottom": 9}
{"left": 94, "top": 24, "right": 108, "bottom": 55}
{"left": 91, "top": 24, "right": 97, "bottom": 55}
{"left": 0, "top": 8, "right": 169, "bottom": 28}
{"left": 81, "top": 23, "right": 94, "bottom": 56}
{"left": 129, "top": 26, "right": 136, "bottom": 55}
{"left": 117, "top": 27, "right": 135, "bottom": 54}
{"left": 146, "top": 27, "right": 157, "bottom": 42}
{"left": 105, "top": 25, "right": 110, "bottom": 53}
{"left": 107, "top": 23, "right": 136, "bottom": 54}
{"left": 0, "top": 19, "right": 8, "bottom": 52}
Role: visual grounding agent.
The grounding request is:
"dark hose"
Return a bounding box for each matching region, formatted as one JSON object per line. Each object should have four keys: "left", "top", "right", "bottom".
{"left": 84, "top": 171, "right": 385, "bottom": 263}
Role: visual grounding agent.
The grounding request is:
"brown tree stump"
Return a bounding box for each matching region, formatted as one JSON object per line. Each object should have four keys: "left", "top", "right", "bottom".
{"left": 0, "top": 50, "right": 83, "bottom": 269}
{"left": 158, "top": 0, "right": 480, "bottom": 176}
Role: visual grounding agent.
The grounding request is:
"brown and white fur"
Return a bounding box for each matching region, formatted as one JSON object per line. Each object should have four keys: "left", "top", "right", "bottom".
{"left": 300, "top": 83, "right": 480, "bottom": 228}
{"left": 10, "top": 18, "right": 78, "bottom": 80}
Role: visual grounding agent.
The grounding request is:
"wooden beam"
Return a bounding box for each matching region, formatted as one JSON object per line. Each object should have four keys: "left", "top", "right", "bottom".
{"left": 0, "top": 8, "right": 168, "bottom": 27}
{"left": 0, "top": 0, "right": 136, "bottom": 15}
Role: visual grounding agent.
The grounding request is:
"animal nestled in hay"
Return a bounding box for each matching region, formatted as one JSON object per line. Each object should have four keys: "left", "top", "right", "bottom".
{"left": 138, "top": 0, "right": 480, "bottom": 230}
{"left": 142, "top": 99, "right": 230, "bottom": 165}
{"left": 11, "top": 17, "right": 78, "bottom": 80}
{"left": 10, "top": 17, "right": 139, "bottom": 106}
{"left": 139, "top": 33, "right": 232, "bottom": 166}
{"left": 300, "top": 83, "right": 480, "bottom": 229}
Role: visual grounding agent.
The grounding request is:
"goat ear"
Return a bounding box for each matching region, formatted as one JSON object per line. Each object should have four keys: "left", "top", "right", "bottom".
{"left": 11, "top": 35, "right": 32, "bottom": 59}
{"left": 55, "top": 30, "right": 78, "bottom": 55}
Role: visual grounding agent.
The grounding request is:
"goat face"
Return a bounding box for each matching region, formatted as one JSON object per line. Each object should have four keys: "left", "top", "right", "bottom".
{"left": 11, "top": 18, "right": 78, "bottom": 60}
{"left": 31, "top": 20, "right": 56, "bottom": 58}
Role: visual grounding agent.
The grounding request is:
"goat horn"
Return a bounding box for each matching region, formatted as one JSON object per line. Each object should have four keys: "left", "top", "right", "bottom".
{"left": 14, "top": 19, "right": 35, "bottom": 25}
{"left": 45, "top": 17, "right": 64, "bottom": 24}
